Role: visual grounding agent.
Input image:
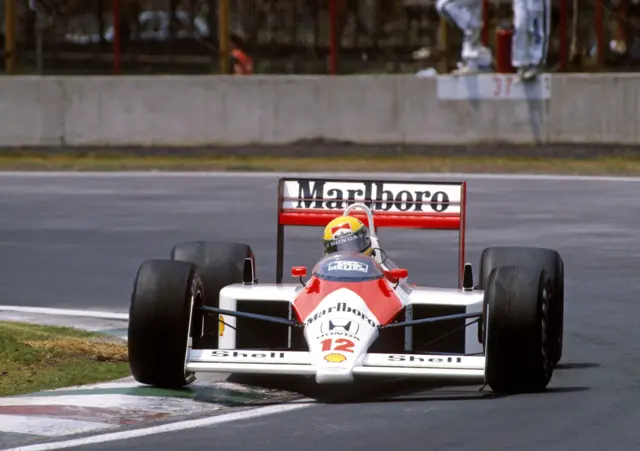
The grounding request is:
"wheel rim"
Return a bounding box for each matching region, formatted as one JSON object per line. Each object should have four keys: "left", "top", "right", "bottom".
{"left": 483, "top": 307, "right": 490, "bottom": 374}
{"left": 183, "top": 286, "right": 203, "bottom": 383}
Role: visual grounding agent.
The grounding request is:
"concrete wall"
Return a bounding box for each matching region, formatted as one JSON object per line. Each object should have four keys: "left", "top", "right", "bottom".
{"left": 0, "top": 73, "right": 638, "bottom": 147}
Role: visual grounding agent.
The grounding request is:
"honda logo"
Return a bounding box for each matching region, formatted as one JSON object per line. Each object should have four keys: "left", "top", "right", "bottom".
{"left": 320, "top": 318, "right": 360, "bottom": 334}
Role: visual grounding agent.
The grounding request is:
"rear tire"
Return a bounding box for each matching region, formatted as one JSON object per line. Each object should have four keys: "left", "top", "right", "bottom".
{"left": 128, "top": 259, "right": 203, "bottom": 389}
{"left": 478, "top": 246, "right": 564, "bottom": 365}
{"left": 171, "top": 241, "right": 255, "bottom": 348}
{"left": 484, "top": 266, "right": 554, "bottom": 393}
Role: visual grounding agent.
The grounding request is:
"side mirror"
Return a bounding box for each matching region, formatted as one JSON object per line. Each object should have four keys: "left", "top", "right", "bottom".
{"left": 292, "top": 266, "right": 307, "bottom": 278}
{"left": 390, "top": 268, "right": 408, "bottom": 279}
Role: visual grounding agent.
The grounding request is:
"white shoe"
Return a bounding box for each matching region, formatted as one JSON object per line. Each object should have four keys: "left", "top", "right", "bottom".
{"left": 451, "top": 62, "right": 477, "bottom": 75}
{"left": 451, "top": 61, "right": 492, "bottom": 76}
{"left": 518, "top": 65, "right": 538, "bottom": 82}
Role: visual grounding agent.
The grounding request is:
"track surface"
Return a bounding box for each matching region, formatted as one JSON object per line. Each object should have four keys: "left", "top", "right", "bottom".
{"left": 2, "top": 172, "right": 640, "bottom": 450}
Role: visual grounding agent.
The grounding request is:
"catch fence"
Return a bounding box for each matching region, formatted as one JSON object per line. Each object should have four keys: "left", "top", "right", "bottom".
{"left": 1, "top": 0, "right": 638, "bottom": 75}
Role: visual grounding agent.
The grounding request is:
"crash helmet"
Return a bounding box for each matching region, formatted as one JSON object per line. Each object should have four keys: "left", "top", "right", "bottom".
{"left": 322, "top": 216, "right": 373, "bottom": 256}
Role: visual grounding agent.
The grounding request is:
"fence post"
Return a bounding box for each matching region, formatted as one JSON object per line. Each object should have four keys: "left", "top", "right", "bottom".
{"left": 35, "top": 7, "right": 43, "bottom": 74}
{"left": 113, "top": 0, "right": 121, "bottom": 74}
{"left": 4, "top": 0, "right": 16, "bottom": 74}
{"left": 439, "top": 16, "right": 449, "bottom": 74}
{"left": 595, "top": 0, "right": 604, "bottom": 68}
{"left": 615, "top": 2, "right": 626, "bottom": 47}
{"left": 329, "top": 0, "right": 338, "bottom": 75}
{"left": 219, "top": 0, "right": 230, "bottom": 74}
{"left": 559, "top": 0, "right": 567, "bottom": 71}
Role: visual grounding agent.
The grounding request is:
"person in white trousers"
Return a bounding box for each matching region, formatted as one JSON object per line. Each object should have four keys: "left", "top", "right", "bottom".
{"left": 512, "top": 0, "right": 552, "bottom": 81}
{"left": 436, "top": 0, "right": 493, "bottom": 74}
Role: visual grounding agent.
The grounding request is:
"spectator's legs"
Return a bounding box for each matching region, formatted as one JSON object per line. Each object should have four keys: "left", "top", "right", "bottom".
{"left": 512, "top": 0, "right": 551, "bottom": 81}
{"left": 436, "top": 0, "right": 493, "bottom": 73}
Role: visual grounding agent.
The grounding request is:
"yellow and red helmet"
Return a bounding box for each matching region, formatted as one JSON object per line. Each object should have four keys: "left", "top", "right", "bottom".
{"left": 322, "top": 216, "right": 372, "bottom": 256}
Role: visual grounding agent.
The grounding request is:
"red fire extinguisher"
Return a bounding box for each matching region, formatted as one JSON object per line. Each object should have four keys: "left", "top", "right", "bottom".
{"left": 495, "top": 26, "right": 515, "bottom": 73}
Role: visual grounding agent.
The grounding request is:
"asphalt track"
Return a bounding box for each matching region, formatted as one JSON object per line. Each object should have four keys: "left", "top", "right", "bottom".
{"left": 2, "top": 171, "right": 640, "bottom": 450}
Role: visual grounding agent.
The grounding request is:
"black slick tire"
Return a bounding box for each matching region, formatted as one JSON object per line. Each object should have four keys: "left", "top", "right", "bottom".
{"left": 478, "top": 246, "right": 564, "bottom": 365}
{"left": 128, "top": 259, "right": 202, "bottom": 389}
{"left": 484, "top": 266, "right": 554, "bottom": 393}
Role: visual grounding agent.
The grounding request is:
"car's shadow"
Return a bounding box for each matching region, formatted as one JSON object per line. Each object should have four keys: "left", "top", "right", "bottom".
{"left": 555, "top": 362, "right": 600, "bottom": 370}
{"left": 225, "top": 372, "right": 591, "bottom": 405}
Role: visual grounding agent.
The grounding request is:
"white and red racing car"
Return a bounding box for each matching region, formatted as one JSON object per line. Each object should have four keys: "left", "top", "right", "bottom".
{"left": 127, "top": 177, "right": 565, "bottom": 395}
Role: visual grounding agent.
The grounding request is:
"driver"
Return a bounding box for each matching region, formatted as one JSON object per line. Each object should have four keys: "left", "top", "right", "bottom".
{"left": 322, "top": 216, "right": 373, "bottom": 256}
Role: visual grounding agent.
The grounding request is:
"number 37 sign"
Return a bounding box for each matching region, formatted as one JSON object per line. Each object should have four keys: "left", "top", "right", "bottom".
{"left": 436, "top": 73, "right": 551, "bottom": 100}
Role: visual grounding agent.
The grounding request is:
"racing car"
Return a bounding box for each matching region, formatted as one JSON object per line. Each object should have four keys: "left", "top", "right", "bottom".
{"left": 127, "top": 177, "right": 565, "bottom": 395}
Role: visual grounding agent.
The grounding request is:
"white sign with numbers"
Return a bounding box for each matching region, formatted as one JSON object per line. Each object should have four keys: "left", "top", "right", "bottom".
{"left": 436, "top": 73, "right": 551, "bottom": 100}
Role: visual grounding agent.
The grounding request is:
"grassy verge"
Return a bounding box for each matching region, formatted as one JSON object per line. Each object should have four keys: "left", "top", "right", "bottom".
{"left": 1, "top": 154, "right": 640, "bottom": 175}
{"left": 0, "top": 321, "right": 130, "bottom": 397}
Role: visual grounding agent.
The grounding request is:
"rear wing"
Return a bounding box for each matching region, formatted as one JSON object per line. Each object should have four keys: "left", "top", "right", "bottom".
{"left": 276, "top": 177, "right": 467, "bottom": 286}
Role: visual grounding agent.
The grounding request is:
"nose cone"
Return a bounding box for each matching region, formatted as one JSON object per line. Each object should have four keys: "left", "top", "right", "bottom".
{"left": 303, "top": 288, "right": 380, "bottom": 384}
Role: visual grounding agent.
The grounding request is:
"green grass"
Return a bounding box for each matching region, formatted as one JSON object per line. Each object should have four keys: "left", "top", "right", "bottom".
{"left": 2, "top": 153, "right": 640, "bottom": 175}
{"left": 0, "top": 321, "right": 130, "bottom": 397}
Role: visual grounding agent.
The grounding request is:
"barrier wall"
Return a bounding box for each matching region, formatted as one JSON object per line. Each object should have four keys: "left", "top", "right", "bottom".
{"left": 0, "top": 73, "right": 638, "bottom": 147}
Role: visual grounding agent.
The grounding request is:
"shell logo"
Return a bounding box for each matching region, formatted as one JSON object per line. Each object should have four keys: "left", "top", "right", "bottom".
{"left": 324, "top": 353, "right": 347, "bottom": 363}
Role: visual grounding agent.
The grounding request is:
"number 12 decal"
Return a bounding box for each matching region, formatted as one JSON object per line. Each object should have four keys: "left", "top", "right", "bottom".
{"left": 321, "top": 338, "right": 355, "bottom": 353}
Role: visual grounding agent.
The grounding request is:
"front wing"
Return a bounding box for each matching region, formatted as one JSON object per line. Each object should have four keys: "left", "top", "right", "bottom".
{"left": 186, "top": 349, "right": 485, "bottom": 380}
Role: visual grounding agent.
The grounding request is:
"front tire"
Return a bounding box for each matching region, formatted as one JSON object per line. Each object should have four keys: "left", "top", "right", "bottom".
{"left": 478, "top": 246, "right": 564, "bottom": 365}
{"left": 128, "top": 259, "right": 203, "bottom": 389}
{"left": 484, "top": 266, "right": 554, "bottom": 394}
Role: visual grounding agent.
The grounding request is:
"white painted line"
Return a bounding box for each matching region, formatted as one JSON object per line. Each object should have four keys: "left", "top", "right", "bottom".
{"left": 0, "top": 306, "right": 128, "bottom": 321}
{"left": 417, "top": 172, "right": 640, "bottom": 182}
{"left": 0, "top": 415, "right": 113, "bottom": 437}
{"left": 0, "top": 171, "right": 640, "bottom": 182}
{"left": 29, "top": 378, "right": 137, "bottom": 392}
{"left": 2, "top": 401, "right": 314, "bottom": 451}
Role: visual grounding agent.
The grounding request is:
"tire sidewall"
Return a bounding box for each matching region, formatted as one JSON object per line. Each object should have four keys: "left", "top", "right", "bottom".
{"left": 128, "top": 260, "right": 202, "bottom": 388}
{"left": 478, "top": 246, "right": 564, "bottom": 364}
{"left": 484, "top": 266, "right": 553, "bottom": 393}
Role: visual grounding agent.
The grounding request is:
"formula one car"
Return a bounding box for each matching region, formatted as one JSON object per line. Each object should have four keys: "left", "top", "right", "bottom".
{"left": 127, "top": 177, "right": 565, "bottom": 395}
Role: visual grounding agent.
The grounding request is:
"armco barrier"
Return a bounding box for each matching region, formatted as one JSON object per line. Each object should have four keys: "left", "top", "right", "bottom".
{"left": 0, "top": 73, "right": 638, "bottom": 147}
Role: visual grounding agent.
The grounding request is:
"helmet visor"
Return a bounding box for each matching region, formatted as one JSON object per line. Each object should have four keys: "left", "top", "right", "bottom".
{"left": 324, "top": 233, "right": 371, "bottom": 254}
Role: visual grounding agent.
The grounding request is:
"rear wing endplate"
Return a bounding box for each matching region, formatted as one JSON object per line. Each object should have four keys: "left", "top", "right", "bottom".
{"left": 276, "top": 177, "right": 467, "bottom": 286}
